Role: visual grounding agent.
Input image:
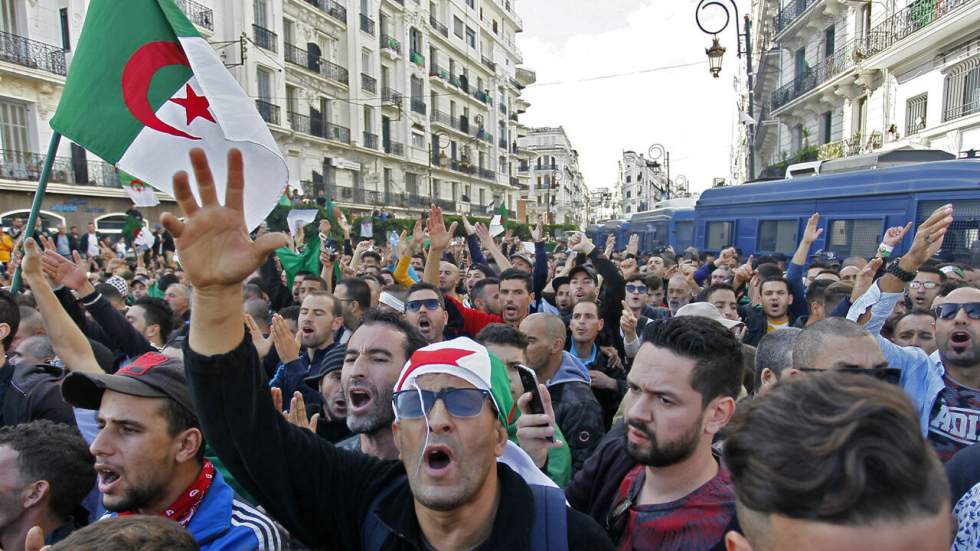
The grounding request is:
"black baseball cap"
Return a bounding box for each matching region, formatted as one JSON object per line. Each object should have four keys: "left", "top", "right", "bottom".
{"left": 568, "top": 265, "right": 598, "bottom": 283}
{"left": 304, "top": 345, "right": 347, "bottom": 388}
{"left": 61, "top": 352, "right": 195, "bottom": 415}
{"left": 551, "top": 275, "right": 570, "bottom": 290}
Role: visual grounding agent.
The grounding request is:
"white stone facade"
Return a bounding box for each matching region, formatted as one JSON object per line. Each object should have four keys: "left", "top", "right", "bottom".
{"left": 517, "top": 125, "right": 588, "bottom": 228}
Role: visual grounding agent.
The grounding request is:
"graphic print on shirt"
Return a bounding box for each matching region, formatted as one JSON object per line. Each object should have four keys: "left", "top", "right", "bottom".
{"left": 928, "top": 374, "right": 980, "bottom": 463}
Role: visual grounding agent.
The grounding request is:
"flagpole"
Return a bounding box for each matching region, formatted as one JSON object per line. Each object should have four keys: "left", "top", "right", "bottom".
{"left": 10, "top": 132, "right": 62, "bottom": 294}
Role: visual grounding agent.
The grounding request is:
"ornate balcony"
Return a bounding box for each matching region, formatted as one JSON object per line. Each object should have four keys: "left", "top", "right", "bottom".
{"left": 0, "top": 31, "right": 66, "bottom": 76}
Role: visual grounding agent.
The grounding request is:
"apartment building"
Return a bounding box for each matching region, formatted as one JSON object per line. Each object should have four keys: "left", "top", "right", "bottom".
{"left": 617, "top": 150, "right": 672, "bottom": 215}
{"left": 588, "top": 186, "right": 622, "bottom": 224}
{"left": 0, "top": 0, "right": 535, "bottom": 230}
{"left": 516, "top": 126, "right": 588, "bottom": 228}
{"left": 746, "top": 0, "right": 980, "bottom": 180}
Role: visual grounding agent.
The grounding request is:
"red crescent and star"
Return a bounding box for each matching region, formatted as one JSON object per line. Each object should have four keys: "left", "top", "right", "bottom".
{"left": 121, "top": 41, "right": 215, "bottom": 140}
{"left": 395, "top": 348, "right": 477, "bottom": 391}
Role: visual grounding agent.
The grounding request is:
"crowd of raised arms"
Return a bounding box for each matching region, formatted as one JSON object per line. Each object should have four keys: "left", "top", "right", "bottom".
{"left": 0, "top": 148, "right": 978, "bottom": 551}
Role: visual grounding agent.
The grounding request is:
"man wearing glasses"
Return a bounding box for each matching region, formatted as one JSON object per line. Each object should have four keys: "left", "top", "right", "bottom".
{"left": 850, "top": 205, "right": 980, "bottom": 461}
{"left": 404, "top": 282, "right": 450, "bottom": 344}
{"left": 908, "top": 267, "right": 946, "bottom": 309}
{"left": 175, "top": 150, "right": 613, "bottom": 549}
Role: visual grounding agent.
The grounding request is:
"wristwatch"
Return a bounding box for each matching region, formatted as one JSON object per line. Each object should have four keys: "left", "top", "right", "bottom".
{"left": 886, "top": 258, "right": 916, "bottom": 282}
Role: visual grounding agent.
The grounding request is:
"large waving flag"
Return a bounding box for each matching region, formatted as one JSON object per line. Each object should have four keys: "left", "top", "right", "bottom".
{"left": 50, "top": 0, "right": 287, "bottom": 231}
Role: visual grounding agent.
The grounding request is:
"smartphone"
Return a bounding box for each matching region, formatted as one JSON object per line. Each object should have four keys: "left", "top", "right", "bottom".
{"left": 515, "top": 364, "right": 554, "bottom": 442}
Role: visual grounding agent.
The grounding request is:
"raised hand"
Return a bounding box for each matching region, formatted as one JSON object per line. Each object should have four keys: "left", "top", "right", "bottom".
{"left": 621, "top": 300, "right": 638, "bottom": 341}
{"left": 620, "top": 257, "right": 638, "bottom": 278}
{"left": 426, "top": 204, "right": 458, "bottom": 252}
{"left": 286, "top": 391, "right": 319, "bottom": 433}
{"left": 336, "top": 209, "right": 351, "bottom": 239}
{"left": 461, "top": 214, "right": 476, "bottom": 236}
{"left": 160, "top": 148, "right": 288, "bottom": 290}
{"left": 318, "top": 218, "right": 331, "bottom": 237}
{"left": 270, "top": 313, "right": 300, "bottom": 364}
{"left": 902, "top": 204, "right": 953, "bottom": 269}
{"left": 515, "top": 384, "right": 563, "bottom": 468}
{"left": 626, "top": 234, "right": 639, "bottom": 256}
{"left": 802, "top": 213, "right": 823, "bottom": 245}
{"left": 882, "top": 221, "right": 912, "bottom": 249}
{"left": 531, "top": 216, "right": 545, "bottom": 243}
{"left": 41, "top": 250, "right": 90, "bottom": 292}
{"left": 394, "top": 229, "right": 411, "bottom": 259}
{"left": 603, "top": 235, "right": 614, "bottom": 258}
{"left": 851, "top": 257, "right": 884, "bottom": 303}
{"left": 715, "top": 247, "right": 737, "bottom": 268}
{"left": 244, "top": 314, "right": 273, "bottom": 359}
{"left": 570, "top": 232, "right": 594, "bottom": 255}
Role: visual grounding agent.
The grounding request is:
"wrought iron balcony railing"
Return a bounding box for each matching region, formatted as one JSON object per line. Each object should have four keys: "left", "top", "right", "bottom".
{"left": 361, "top": 73, "right": 377, "bottom": 93}
{"left": 360, "top": 14, "right": 376, "bottom": 35}
{"left": 303, "top": 0, "right": 348, "bottom": 24}
{"left": 0, "top": 149, "right": 121, "bottom": 187}
{"left": 771, "top": 37, "right": 862, "bottom": 111}
{"left": 774, "top": 0, "right": 817, "bottom": 35}
{"left": 429, "top": 16, "right": 449, "bottom": 37}
{"left": 284, "top": 43, "right": 349, "bottom": 85}
{"left": 256, "top": 99, "right": 280, "bottom": 125}
{"left": 411, "top": 98, "right": 427, "bottom": 114}
{"left": 287, "top": 111, "right": 351, "bottom": 143}
{"left": 253, "top": 24, "right": 277, "bottom": 52}
{"left": 861, "top": 0, "right": 975, "bottom": 58}
{"left": 382, "top": 87, "right": 403, "bottom": 104}
{"left": 380, "top": 33, "right": 401, "bottom": 54}
{"left": 175, "top": 0, "right": 214, "bottom": 30}
{"left": 363, "top": 132, "right": 379, "bottom": 149}
{"left": 0, "top": 30, "right": 66, "bottom": 76}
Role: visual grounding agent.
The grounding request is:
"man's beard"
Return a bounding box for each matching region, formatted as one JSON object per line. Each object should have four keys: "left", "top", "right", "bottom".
{"left": 346, "top": 383, "right": 395, "bottom": 434}
{"left": 624, "top": 414, "right": 702, "bottom": 467}
{"left": 103, "top": 478, "right": 168, "bottom": 513}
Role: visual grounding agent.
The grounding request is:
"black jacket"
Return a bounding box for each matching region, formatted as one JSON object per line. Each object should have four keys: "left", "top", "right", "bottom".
{"left": 0, "top": 362, "right": 76, "bottom": 428}
{"left": 184, "top": 337, "right": 614, "bottom": 550}
{"left": 549, "top": 378, "right": 606, "bottom": 474}
{"left": 566, "top": 423, "right": 633, "bottom": 526}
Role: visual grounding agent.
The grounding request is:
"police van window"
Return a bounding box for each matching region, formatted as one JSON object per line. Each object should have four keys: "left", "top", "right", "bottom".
{"left": 758, "top": 220, "right": 797, "bottom": 253}
{"left": 706, "top": 221, "right": 732, "bottom": 250}
{"left": 675, "top": 221, "right": 694, "bottom": 251}
{"left": 828, "top": 219, "right": 880, "bottom": 258}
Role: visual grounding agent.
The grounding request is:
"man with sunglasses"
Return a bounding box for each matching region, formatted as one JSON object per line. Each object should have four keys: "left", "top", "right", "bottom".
{"left": 176, "top": 150, "right": 612, "bottom": 549}
{"left": 849, "top": 205, "right": 980, "bottom": 461}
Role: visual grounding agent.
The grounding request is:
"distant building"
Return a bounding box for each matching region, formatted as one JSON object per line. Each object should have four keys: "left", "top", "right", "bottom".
{"left": 618, "top": 150, "right": 670, "bottom": 215}
{"left": 517, "top": 126, "right": 588, "bottom": 227}
{"left": 744, "top": 0, "right": 980, "bottom": 180}
{"left": 588, "top": 187, "right": 621, "bottom": 224}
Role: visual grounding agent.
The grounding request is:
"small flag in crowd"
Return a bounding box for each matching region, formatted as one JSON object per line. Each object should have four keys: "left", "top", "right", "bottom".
{"left": 49, "top": 0, "right": 288, "bottom": 231}
{"left": 286, "top": 209, "right": 318, "bottom": 237}
{"left": 119, "top": 170, "right": 160, "bottom": 207}
{"left": 121, "top": 211, "right": 144, "bottom": 246}
{"left": 276, "top": 236, "right": 321, "bottom": 288}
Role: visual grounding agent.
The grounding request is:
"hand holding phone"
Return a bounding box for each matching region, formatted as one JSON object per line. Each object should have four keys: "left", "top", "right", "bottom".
{"left": 516, "top": 365, "right": 553, "bottom": 442}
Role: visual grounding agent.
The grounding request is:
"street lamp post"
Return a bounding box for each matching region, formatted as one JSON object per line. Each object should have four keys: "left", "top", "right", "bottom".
{"left": 696, "top": 0, "right": 755, "bottom": 181}
{"left": 647, "top": 144, "right": 671, "bottom": 202}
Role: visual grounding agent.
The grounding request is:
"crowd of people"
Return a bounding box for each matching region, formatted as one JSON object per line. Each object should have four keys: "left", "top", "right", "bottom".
{"left": 0, "top": 147, "right": 978, "bottom": 550}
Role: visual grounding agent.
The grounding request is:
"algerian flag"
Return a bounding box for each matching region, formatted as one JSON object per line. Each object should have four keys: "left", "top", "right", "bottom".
{"left": 121, "top": 213, "right": 143, "bottom": 245}
{"left": 276, "top": 236, "right": 321, "bottom": 288}
{"left": 50, "top": 0, "right": 288, "bottom": 231}
{"left": 135, "top": 225, "right": 156, "bottom": 249}
{"left": 119, "top": 170, "right": 160, "bottom": 207}
{"left": 489, "top": 215, "right": 504, "bottom": 237}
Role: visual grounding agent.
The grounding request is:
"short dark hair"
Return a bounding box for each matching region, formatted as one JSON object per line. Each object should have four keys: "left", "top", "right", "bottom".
{"left": 724, "top": 373, "right": 949, "bottom": 528}
{"left": 337, "top": 277, "right": 371, "bottom": 311}
{"left": 705, "top": 283, "right": 737, "bottom": 302}
{"left": 896, "top": 308, "right": 937, "bottom": 325}
{"left": 300, "top": 276, "right": 328, "bottom": 290}
{"left": 278, "top": 305, "right": 300, "bottom": 322}
{"left": 0, "top": 420, "right": 95, "bottom": 518}
{"left": 157, "top": 399, "right": 205, "bottom": 464}
{"left": 477, "top": 323, "right": 528, "bottom": 351}
{"left": 499, "top": 268, "right": 532, "bottom": 292}
{"left": 753, "top": 327, "right": 801, "bottom": 391}
{"left": 823, "top": 282, "right": 853, "bottom": 313}
{"left": 471, "top": 277, "right": 499, "bottom": 303}
{"left": 644, "top": 274, "right": 663, "bottom": 291}
{"left": 641, "top": 317, "right": 743, "bottom": 406}
{"left": 48, "top": 514, "right": 198, "bottom": 550}
{"left": 361, "top": 250, "right": 382, "bottom": 263}
{"left": 939, "top": 279, "right": 968, "bottom": 297}
{"left": 806, "top": 279, "right": 834, "bottom": 306}
{"left": 760, "top": 277, "right": 790, "bottom": 294}
{"left": 406, "top": 281, "right": 445, "bottom": 308}
{"left": 915, "top": 265, "right": 946, "bottom": 282}
{"left": 793, "top": 318, "right": 871, "bottom": 370}
{"left": 361, "top": 308, "right": 427, "bottom": 360}
{"left": 626, "top": 273, "right": 646, "bottom": 285}
{"left": 0, "top": 289, "right": 20, "bottom": 350}
{"left": 806, "top": 261, "right": 830, "bottom": 274}
{"left": 305, "top": 290, "right": 343, "bottom": 317}
{"left": 133, "top": 297, "right": 174, "bottom": 342}
{"left": 756, "top": 263, "right": 783, "bottom": 281}
{"left": 156, "top": 274, "right": 179, "bottom": 293}
{"left": 295, "top": 270, "right": 317, "bottom": 280}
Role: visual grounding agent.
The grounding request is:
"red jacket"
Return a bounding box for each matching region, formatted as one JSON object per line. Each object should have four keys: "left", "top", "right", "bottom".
{"left": 445, "top": 294, "right": 504, "bottom": 338}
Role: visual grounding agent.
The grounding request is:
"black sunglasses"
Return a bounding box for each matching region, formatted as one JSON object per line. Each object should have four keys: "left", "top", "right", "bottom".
{"left": 934, "top": 303, "right": 980, "bottom": 321}
{"left": 405, "top": 298, "right": 442, "bottom": 312}
{"left": 625, "top": 284, "right": 647, "bottom": 294}
{"left": 392, "top": 388, "right": 492, "bottom": 419}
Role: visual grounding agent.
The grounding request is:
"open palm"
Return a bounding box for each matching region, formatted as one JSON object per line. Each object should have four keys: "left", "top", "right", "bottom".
{"left": 161, "top": 149, "right": 287, "bottom": 289}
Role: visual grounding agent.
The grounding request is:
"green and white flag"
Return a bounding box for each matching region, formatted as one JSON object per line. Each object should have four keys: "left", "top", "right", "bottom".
{"left": 50, "top": 0, "right": 287, "bottom": 230}
{"left": 119, "top": 170, "right": 160, "bottom": 207}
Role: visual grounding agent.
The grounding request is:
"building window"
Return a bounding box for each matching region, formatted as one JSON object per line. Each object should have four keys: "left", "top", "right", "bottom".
{"left": 406, "top": 172, "right": 418, "bottom": 194}
{"left": 256, "top": 67, "right": 272, "bottom": 102}
{"left": 791, "top": 124, "right": 803, "bottom": 153}
{"left": 453, "top": 16, "right": 464, "bottom": 38}
{"left": 253, "top": 0, "right": 269, "bottom": 27}
{"left": 492, "top": 20, "right": 498, "bottom": 34}
{"left": 821, "top": 111, "right": 832, "bottom": 144}
{"left": 59, "top": 8, "right": 70, "bottom": 51}
{"left": 466, "top": 0, "right": 475, "bottom": 8}
{"left": 466, "top": 27, "right": 476, "bottom": 49}
{"left": 906, "top": 93, "right": 928, "bottom": 135}
{"left": 0, "top": 99, "right": 31, "bottom": 153}
{"left": 823, "top": 25, "right": 835, "bottom": 58}
{"left": 942, "top": 62, "right": 980, "bottom": 122}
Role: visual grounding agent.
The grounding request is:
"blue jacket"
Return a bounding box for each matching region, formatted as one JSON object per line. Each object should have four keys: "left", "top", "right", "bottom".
{"left": 107, "top": 469, "right": 282, "bottom": 550}
{"left": 849, "top": 284, "right": 944, "bottom": 435}
{"left": 269, "top": 343, "right": 338, "bottom": 411}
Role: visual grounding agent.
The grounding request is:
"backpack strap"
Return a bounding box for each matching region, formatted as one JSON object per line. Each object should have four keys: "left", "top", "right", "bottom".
{"left": 529, "top": 484, "right": 569, "bottom": 551}
{"left": 361, "top": 475, "right": 407, "bottom": 551}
